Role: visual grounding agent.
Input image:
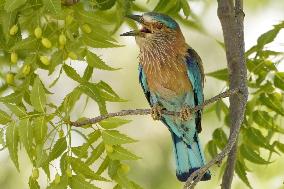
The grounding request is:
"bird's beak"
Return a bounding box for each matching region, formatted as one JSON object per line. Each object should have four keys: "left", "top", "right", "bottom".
{"left": 120, "top": 14, "right": 142, "bottom": 37}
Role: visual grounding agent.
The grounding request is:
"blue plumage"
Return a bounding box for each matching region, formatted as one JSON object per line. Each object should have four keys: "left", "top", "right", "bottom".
{"left": 139, "top": 49, "right": 211, "bottom": 181}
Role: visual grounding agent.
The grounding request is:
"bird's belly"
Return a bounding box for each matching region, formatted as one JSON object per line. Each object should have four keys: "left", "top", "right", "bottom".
{"left": 143, "top": 62, "right": 192, "bottom": 99}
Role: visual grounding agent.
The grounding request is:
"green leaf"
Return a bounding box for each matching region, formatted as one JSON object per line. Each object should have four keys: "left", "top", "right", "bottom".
{"left": 212, "top": 128, "right": 228, "bottom": 149}
{"left": 180, "top": 0, "right": 190, "bottom": 17}
{"left": 28, "top": 176, "right": 40, "bottom": 189}
{"left": 35, "top": 144, "right": 49, "bottom": 167}
{"left": 46, "top": 175, "right": 68, "bottom": 189}
{"left": 70, "top": 175, "right": 100, "bottom": 189}
{"left": 0, "top": 90, "right": 24, "bottom": 104}
{"left": 48, "top": 137, "right": 67, "bottom": 162}
{"left": 274, "top": 72, "right": 284, "bottom": 91}
{"left": 257, "top": 27, "right": 281, "bottom": 49}
{"left": 96, "top": 81, "right": 125, "bottom": 102}
{"left": 275, "top": 141, "right": 284, "bottom": 153}
{"left": 0, "top": 109, "right": 11, "bottom": 124}
{"left": 30, "top": 77, "right": 46, "bottom": 112}
{"left": 5, "top": 103, "right": 27, "bottom": 118}
{"left": 86, "top": 142, "right": 105, "bottom": 165}
{"left": 86, "top": 51, "right": 118, "bottom": 70}
{"left": 99, "top": 118, "right": 131, "bottom": 129}
{"left": 0, "top": 129, "right": 4, "bottom": 146}
{"left": 4, "top": 0, "right": 27, "bottom": 12}
{"left": 87, "top": 130, "right": 101, "bottom": 145}
{"left": 245, "top": 127, "right": 276, "bottom": 153}
{"left": 70, "top": 157, "right": 109, "bottom": 181}
{"left": 240, "top": 144, "right": 271, "bottom": 164}
{"left": 33, "top": 116, "right": 47, "bottom": 144}
{"left": 207, "top": 140, "right": 218, "bottom": 158}
{"left": 109, "top": 146, "right": 140, "bottom": 160}
{"left": 96, "top": 157, "right": 110, "bottom": 175}
{"left": 82, "top": 33, "right": 121, "bottom": 48}
{"left": 206, "top": 68, "right": 228, "bottom": 81}
{"left": 42, "top": 0, "right": 61, "bottom": 14}
{"left": 78, "top": 83, "right": 107, "bottom": 114}
{"left": 63, "top": 64, "right": 83, "bottom": 83}
{"left": 49, "top": 50, "right": 63, "bottom": 75}
{"left": 83, "top": 65, "right": 94, "bottom": 81}
{"left": 6, "top": 122, "right": 19, "bottom": 170}
{"left": 259, "top": 93, "right": 284, "bottom": 116}
{"left": 102, "top": 130, "right": 137, "bottom": 145}
{"left": 18, "top": 118, "right": 34, "bottom": 161}
{"left": 235, "top": 160, "right": 252, "bottom": 189}
{"left": 58, "top": 87, "right": 81, "bottom": 115}
{"left": 11, "top": 37, "right": 37, "bottom": 50}
{"left": 72, "top": 145, "right": 88, "bottom": 159}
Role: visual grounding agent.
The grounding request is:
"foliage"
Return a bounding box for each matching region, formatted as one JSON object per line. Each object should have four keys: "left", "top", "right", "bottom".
{"left": 0, "top": 0, "right": 200, "bottom": 189}
{"left": 207, "top": 21, "right": 284, "bottom": 188}
{"left": 0, "top": 0, "right": 283, "bottom": 188}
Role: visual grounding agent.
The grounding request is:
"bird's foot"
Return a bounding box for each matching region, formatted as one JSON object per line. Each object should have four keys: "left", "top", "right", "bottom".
{"left": 151, "top": 104, "right": 163, "bottom": 120}
{"left": 180, "top": 106, "right": 192, "bottom": 121}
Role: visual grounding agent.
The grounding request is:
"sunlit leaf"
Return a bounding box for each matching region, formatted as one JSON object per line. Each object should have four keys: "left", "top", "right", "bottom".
{"left": 4, "top": 0, "right": 27, "bottom": 12}
{"left": 274, "top": 72, "right": 284, "bottom": 91}
{"left": 102, "top": 130, "right": 137, "bottom": 145}
{"left": 109, "top": 146, "right": 140, "bottom": 160}
{"left": 70, "top": 175, "right": 101, "bottom": 189}
{"left": 72, "top": 145, "right": 88, "bottom": 159}
{"left": 18, "top": 118, "right": 34, "bottom": 161}
{"left": 5, "top": 103, "right": 27, "bottom": 118}
{"left": 99, "top": 118, "right": 131, "bottom": 129}
{"left": 48, "top": 137, "right": 67, "bottom": 162}
{"left": 63, "top": 64, "right": 83, "bottom": 83}
{"left": 30, "top": 77, "right": 46, "bottom": 112}
{"left": 259, "top": 93, "right": 284, "bottom": 116}
{"left": 42, "top": 0, "right": 61, "bottom": 14}
{"left": 0, "top": 91, "right": 24, "bottom": 104}
{"left": 11, "top": 37, "right": 37, "bottom": 50}
{"left": 0, "top": 109, "right": 11, "bottom": 124}
{"left": 6, "top": 122, "right": 19, "bottom": 170}
{"left": 85, "top": 142, "right": 105, "bottom": 165}
{"left": 86, "top": 51, "right": 118, "bottom": 70}
{"left": 33, "top": 116, "right": 47, "bottom": 144}
{"left": 96, "top": 157, "right": 110, "bottom": 175}
{"left": 70, "top": 157, "right": 109, "bottom": 181}
{"left": 28, "top": 176, "right": 40, "bottom": 189}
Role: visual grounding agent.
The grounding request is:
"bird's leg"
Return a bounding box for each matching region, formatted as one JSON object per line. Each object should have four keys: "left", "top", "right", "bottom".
{"left": 180, "top": 106, "right": 192, "bottom": 121}
{"left": 151, "top": 104, "right": 163, "bottom": 120}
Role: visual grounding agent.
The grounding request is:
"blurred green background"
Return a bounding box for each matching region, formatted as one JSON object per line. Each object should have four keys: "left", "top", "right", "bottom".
{"left": 0, "top": 0, "right": 284, "bottom": 189}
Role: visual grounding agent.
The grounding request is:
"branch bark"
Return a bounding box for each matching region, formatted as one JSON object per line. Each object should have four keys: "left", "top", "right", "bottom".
{"left": 218, "top": 0, "right": 247, "bottom": 188}
{"left": 70, "top": 88, "right": 239, "bottom": 127}
{"left": 183, "top": 0, "right": 247, "bottom": 188}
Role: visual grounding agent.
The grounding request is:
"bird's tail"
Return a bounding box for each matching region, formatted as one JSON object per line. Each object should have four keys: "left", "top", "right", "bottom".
{"left": 172, "top": 133, "right": 211, "bottom": 182}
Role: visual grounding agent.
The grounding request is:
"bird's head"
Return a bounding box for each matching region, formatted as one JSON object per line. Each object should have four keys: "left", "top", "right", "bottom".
{"left": 121, "top": 12, "right": 185, "bottom": 48}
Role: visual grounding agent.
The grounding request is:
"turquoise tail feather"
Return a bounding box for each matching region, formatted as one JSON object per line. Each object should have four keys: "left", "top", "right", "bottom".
{"left": 172, "top": 132, "right": 211, "bottom": 182}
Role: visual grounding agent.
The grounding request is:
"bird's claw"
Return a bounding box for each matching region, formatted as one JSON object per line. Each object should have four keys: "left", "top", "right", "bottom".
{"left": 180, "top": 106, "right": 191, "bottom": 121}
{"left": 151, "top": 105, "right": 163, "bottom": 120}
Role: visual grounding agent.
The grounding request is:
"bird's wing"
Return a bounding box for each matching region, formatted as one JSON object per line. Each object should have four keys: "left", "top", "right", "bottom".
{"left": 138, "top": 64, "right": 152, "bottom": 106}
{"left": 185, "top": 48, "right": 204, "bottom": 133}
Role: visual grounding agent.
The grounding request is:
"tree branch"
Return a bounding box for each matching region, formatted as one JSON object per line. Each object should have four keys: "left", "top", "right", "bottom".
{"left": 183, "top": 0, "right": 247, "bottom": 188}
{"left": 69, "top": 88, "right": 239, "bottom": 127}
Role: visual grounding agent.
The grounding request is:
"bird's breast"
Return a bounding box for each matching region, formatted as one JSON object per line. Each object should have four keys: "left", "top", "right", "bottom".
{"left": 142, "top": 60, "right": 192, "bottom": 99}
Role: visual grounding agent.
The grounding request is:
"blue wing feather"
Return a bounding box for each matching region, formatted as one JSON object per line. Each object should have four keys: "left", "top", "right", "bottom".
{"left": 138, "top": 64, "right": 152, "bottom": 106}
{"left": 185, "top": 48, "right": 204, "bottom": 133}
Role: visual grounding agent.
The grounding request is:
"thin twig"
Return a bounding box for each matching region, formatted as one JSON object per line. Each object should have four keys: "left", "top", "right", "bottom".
{"left": 70, "top": 88, "right": 239, "bottom": 127}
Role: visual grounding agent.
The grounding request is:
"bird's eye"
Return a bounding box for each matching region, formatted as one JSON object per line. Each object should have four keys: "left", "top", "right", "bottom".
{"left": 156, "top": 23, "right": 163, "bottom": 29}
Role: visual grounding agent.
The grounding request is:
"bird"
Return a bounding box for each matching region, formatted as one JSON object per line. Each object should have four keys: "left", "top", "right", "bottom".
{"left": 121, "top": 12, "right": 211, "bottom": 182}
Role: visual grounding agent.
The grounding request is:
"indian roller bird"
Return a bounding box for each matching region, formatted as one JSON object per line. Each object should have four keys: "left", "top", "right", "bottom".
{"left": 121, "top": 12, "right": 211, "bottom": 182}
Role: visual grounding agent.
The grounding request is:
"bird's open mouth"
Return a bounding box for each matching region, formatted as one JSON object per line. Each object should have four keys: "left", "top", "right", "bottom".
{"left": 120, "top": 14, "right": 152, "bottom": 36}
{"left": 140, "top": 26, "right": 151, "bottom": 33}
